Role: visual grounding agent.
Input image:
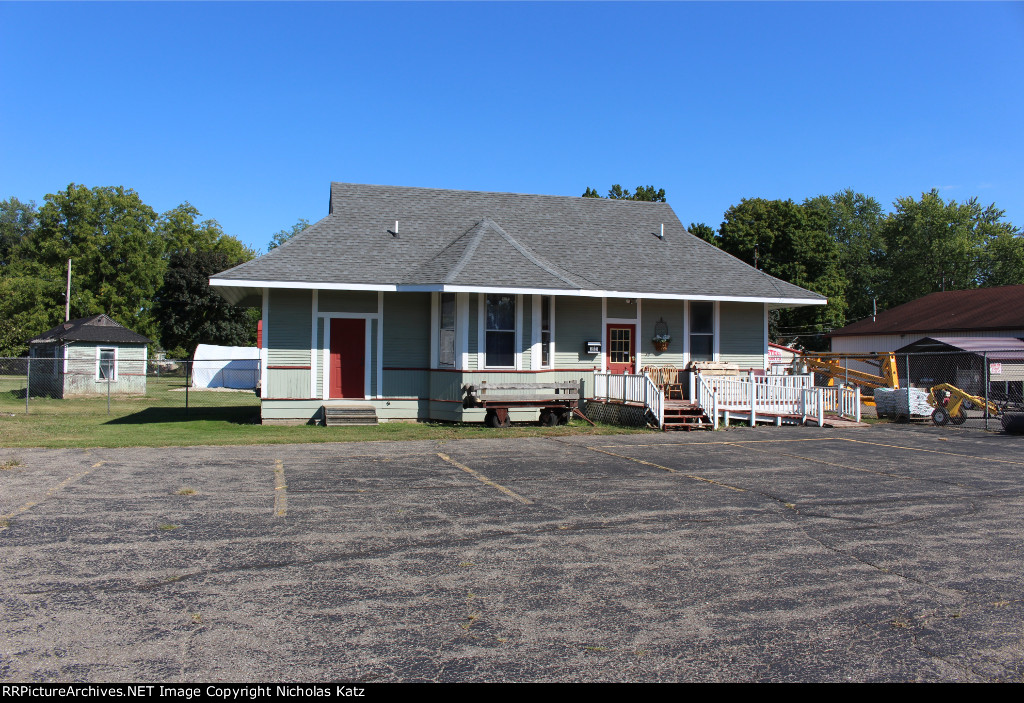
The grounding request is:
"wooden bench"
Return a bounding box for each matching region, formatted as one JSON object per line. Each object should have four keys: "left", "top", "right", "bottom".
{"left": 463, "top": 380, "right": 584, "bottom": 427}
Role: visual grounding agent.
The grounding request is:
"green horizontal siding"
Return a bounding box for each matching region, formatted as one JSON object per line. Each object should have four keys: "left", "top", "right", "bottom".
{"left": 264, "top": 369, "right": 596, "bottom": 423}
{"left": 606, "top": 297, "right": 637, "bottom": 319}
{"left": 318, "top": 290, "right": 378, "bottom": 313}
{"left": 641, "top": 300, "right": 684, "bottom": 367}
{"left": 261, "top": 398, "right": 426, "bottom": 423}
{"left": 554, "top": 297, "right": 602, "bottom": 368}
{"left": 260, "top": 399, "right": 324, "bottom": 422}
{"left": 720, "top": 302, "right": 766, "bottom": 368}
{"left": 268, "top": 289, "right": 312, "bottom": 367}
{"left": 429, "top": 370, "right": 466, "bottom": 402}
{"left": 382, "top": 292, "right": 430, "bottom": 367}
{"left": 267, "top": 368, "right": 311, "bottom": 398}
{"left": 382, "top": 369, "right": 429, "bottom": 398}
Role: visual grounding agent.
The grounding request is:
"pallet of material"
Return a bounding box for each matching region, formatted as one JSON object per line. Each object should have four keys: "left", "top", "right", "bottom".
{"left": 874, "top": 387, "right": 931, "bottom": 420}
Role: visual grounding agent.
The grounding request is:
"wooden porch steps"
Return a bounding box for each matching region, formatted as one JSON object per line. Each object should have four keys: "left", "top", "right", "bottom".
{"left": 662, "top": 401, "right": 712, "bottom": 431}
{"left": 322, "top": 404, "right": 378, "bottom": 427}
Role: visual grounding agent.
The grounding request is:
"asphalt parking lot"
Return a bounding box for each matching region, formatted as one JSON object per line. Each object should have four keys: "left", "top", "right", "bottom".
{"left": 2, "top": 425, "right": 1023, "bottom": 682}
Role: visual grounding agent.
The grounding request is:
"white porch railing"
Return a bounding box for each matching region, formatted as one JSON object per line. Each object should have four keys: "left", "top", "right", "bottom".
{"left": 819, "top": 385, "right": 862, "bottom": 422}
{"left": 695, "top": 372, "right": 720, "bottom": 430}
{"left": 594, "top": 370, "right": 861, "bottom": 429}
{"left": 692, "top": 371, "right": 861, "bottom": 426}
{"left": 799, "top": 388, "right": 825, "bottom": 427}
{"left": 593, "top": 372, "right": 664, "bottom": 428}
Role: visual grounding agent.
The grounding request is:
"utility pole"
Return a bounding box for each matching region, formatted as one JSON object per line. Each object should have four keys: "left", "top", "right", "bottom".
{"left": 65, "top": 259, "right": 72, "bottom": 322}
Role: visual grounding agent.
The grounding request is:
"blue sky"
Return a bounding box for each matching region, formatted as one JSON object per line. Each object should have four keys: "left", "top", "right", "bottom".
{"left": 2, "top": 1, "right": 1022, "bottom": 253}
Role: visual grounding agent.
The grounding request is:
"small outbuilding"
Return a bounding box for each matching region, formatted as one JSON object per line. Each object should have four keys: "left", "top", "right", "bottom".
{"left": 28, "top": 314, "right": 150, "bottom": 397}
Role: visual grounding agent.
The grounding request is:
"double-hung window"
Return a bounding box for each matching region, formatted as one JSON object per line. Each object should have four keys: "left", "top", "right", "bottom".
{"left": 485, "top": 294, "right": 515, "bottom": 368}
{"left": 689, "top": 302, "right": 714, "bottom": 362}
{"left": 540, "top": 295, "right": 552, "bottom": 367}
{"left": 97, "top": 347, "right": 117, "bottom": 381}
{"left": 438, "top": 292, "right": 456, "bottom": 367}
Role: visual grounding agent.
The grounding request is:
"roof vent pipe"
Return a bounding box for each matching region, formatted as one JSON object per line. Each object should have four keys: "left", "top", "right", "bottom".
{"left": 392, "top": 220, "right": 400, "bottom": 238}
{"left": 660, "top": 223, "right": 664, "bottom": 239}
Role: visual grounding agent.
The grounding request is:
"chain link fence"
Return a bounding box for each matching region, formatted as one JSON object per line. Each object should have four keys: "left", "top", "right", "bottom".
{"left": 798, "top": 348, "right": 1024, "bottom": 431}
{"left": 0, "top": 356, "right": 261, "bottom": 422}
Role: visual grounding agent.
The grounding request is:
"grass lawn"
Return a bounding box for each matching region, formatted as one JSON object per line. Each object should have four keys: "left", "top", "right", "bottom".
{"left": 0, "top": 375, "right": 649, "bottom": 448}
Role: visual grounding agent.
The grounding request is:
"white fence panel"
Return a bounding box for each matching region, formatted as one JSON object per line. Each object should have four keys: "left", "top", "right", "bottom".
{"left": 594, "top": 372, "right": 664, "bottom": 428}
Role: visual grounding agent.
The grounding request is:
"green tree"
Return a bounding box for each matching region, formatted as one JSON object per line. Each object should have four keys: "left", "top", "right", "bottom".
{"left": 0, "top": 197, "right": 38, "bottom": 268}
{"left": 582, "top": 185, "right": 667, "bottom": 202}
{"left": 629, "top": 185, "right": 667, "bottom": 202}
{"left": 981, "top": 229, "right": 1024, "bottom": 287}
{"left": 153, "top": 249, "right": 259, "bottom": 358}
{"left": 0, "top": 269, "right": 65, "bottom": 356}
{"left": 687, "top": 222, "right": 718, "bottom": 245}
{"left": 0, "top": 197, "right": 52, "bottom": 354}
{"left": 157, "top": 202, "right": 252, "bottom": 262}
{"left": 719, "top": 198, "right": 847, "bottom": 348}
{"left": 608, "top": 184, "right": 666, "bottom": 201}
{"left": 268, "top": 218, "right": 310, "bottom": 250}
{"left": 152, "top": 203, "right": 257, "bottom": 353}
{"left": 803, "top": 189, "right": 884, "bottom": 323}
{"left": 879, "top": 190, "right": 1018, "bottom": 306}
{"left": 25, "top": 184, "right": 164, "bottom": 339}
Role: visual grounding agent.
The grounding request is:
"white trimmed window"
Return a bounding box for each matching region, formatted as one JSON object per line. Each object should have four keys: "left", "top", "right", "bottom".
{"left": 540, "top": 295, "right": 552, "bottom": 368}
{"left": 96, "top": 347, "right": 117, "bottom": 381}
{"left": 689, "top": 302, "right": 714, "bottom": 362}
{"left": 439, "top": 292, "right": 456, "bottom": 367}
{"left": 485, "top": 294, "right": 516, "bottom": 368}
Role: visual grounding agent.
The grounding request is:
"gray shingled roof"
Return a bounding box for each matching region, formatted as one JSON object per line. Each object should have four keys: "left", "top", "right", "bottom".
{"left": 29, "top": 314, "right": 150, "bottom": 345}
{"left": 212, "top": 183, "right": 826, "bottom": 305}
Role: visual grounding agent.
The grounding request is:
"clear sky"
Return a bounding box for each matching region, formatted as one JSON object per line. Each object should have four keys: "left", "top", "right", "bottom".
{"left": 2, "top": 1, "right": 1022, "bottom": 254}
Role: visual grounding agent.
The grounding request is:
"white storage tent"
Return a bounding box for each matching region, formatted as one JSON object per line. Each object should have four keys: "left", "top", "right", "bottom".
{"left": 192, "top": 344, "right": 260, "bottom": 389}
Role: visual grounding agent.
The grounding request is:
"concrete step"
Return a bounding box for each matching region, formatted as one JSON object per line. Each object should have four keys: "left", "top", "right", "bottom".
{"left": 322, "top": 404, "right": 378, "bottom": 427}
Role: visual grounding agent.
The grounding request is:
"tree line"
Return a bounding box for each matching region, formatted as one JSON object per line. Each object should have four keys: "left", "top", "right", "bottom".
{"left": 586, "top": 184, "right": 1024, "bottom": 349}
{"left": 3, "top": 181, "right": 1019, "bottom": 357}
{"left": 0, "top": 184, "right": 262, "bottom": 357}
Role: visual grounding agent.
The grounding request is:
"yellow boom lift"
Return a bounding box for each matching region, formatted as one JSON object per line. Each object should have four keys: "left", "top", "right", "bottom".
{"left": 797, "top": 352, "right": 900, "bottom": 406}
{"left": 926, "top": 384, "right": 1000, "bottom": 426}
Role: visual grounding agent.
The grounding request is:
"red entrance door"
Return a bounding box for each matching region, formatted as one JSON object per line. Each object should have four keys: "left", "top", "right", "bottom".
{"left": 330, "top": 318, "right": 365, "bottom": 398}
{"left": 606, "top": 324, "right": 635, "bottom": 374}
